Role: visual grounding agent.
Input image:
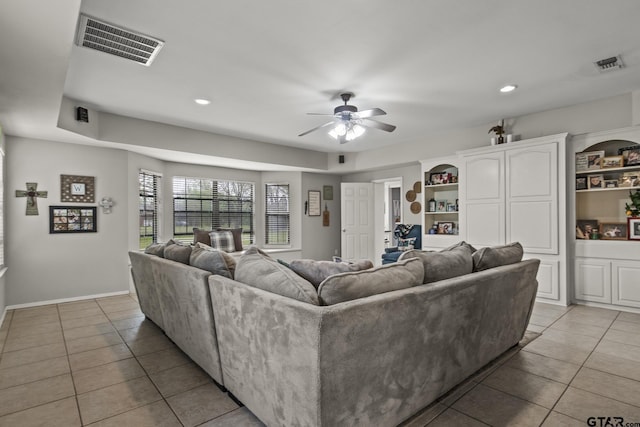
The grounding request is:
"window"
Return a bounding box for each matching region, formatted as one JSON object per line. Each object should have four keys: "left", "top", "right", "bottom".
{"left": 139, "top": 170, "right": 161, "bottom": 249}
{"left": 265, "top": 184, "right": 290, "bottom": 245}
{"left": 172, "top": 177, "right": 254, "bottom": 244}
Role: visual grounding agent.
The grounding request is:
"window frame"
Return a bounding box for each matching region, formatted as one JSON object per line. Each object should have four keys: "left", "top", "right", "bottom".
{"left": 138, "top": 169, "right": 161, "bottom": 250}
{"left": 265, "top": 183, "right": 290, "bottom": 246}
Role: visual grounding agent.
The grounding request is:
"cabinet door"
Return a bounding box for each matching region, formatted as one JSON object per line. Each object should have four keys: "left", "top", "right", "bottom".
{"left": 533, "top": 259, "right": 559, "bottom": 301}
{"left": 612, "top": 260, "right": 640, "bottom": 308}
{"left": 506, "top": 143, "right": 558, "bottom": 254}
{"left": 574, "top": 258, "right": 611, "bottom": 303}
{"left": 462, "top": 153, "right": 505, "bottom": 247}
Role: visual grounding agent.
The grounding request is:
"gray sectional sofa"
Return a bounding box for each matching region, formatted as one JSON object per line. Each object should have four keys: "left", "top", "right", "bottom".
{"left": 130, "top": 241, "right": 539, "bottom": 427}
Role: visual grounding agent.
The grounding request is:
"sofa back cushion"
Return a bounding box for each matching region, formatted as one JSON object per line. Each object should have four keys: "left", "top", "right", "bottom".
{"left": 144, "top": 242, "right": 166, "bottom": 257}
{"left": 193, "top": 228, "right": 212, "bottom": 246}
{"left": 288, "top": 259, "right": 373, "bottom": 289}
{"left": 235, "top": 247, "right": 319, "bottom": 305}
{"left": 399, "top": 245, "right": 473, "bottom": 284}
{"left": 317, "top": 258, "right": 423, "bottom": 305}
{"left": 472, "top": 242, "right": 523, "bottom": 272}
{"left": 163, "top": 239, "right": 192, "bottom": 264}
{"left": 190, "top": 242, "right": 237, "bottom": 278}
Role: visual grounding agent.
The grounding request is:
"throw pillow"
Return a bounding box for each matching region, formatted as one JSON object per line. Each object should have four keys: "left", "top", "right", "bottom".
{"left": 234, "top": 247, "right": 319, "bottom": 305}
{"left": 398, "top": 245, "right": 473, "bottom": 284}
{"left": 217, "top": 228, "right": 243, "bottom": 252}
{"left": 288, "top": 259, "right": 374, "bottom": 289}
{"left": 193, "top": 228, "right": 212, "bottom": 246}
{"left": 398, "top": 237, "right": 417, "bottom": 251}
{"left": 442, "top": 241, "right": 477, "bottom": 254}
{"left": 317, "top": 258, "right": 423, "bottom": 305}
{"left": 144, "top": 242, "right": 166, "bottom": 257}
{"left": 209, "top": 231, "right": 236, "bottom": 253}
{"left": 190, "top": 242, "right": 237, "bottom": 278}
{"left": 163, "top": 239, "right": 192, "bottom": 264}
{"left": 472, "top": 242, "right": 524, "bottom": 272}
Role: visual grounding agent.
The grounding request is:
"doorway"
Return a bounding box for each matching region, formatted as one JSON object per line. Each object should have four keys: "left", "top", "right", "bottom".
{"left": 373, "top": 178, "right": 403, "bottom": 265}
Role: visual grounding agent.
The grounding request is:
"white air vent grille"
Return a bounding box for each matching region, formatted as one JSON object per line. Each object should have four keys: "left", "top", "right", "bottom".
{"left": 76, "top": 14, "right": 164, "bottom": 66}
{"left": 594, "top": 55, "right": 624, "bottom": 73}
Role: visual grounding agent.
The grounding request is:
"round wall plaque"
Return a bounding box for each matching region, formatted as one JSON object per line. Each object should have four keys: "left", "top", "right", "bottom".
{"left": 410, "top": 201, "right": 421, "bottom": 214}
{"left": 405, "top": 190, "right": 416, "bottom": 202}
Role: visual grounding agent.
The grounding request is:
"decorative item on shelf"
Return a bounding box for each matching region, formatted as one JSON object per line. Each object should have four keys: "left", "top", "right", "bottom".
{"left": 600, "top": 222, "right": 627, "bottom": 240}
{"left": 625, "top": 189, "right": 640, "bottom": 217}
{"left": 600, "top": 155, "right": 624, "bottom": 169}
{"left": 488, "top": 120, "right": 505, "bottom": 145}
{"left": 620, "top": 173, "right": 640, "bottom": 188}
{"left": 428, "top": 198, "right": 436, "bottom": 212}
{"left": 587, "top": 174, "right": 603, "bottom": 189}
{"left": 603, "top": 180, "right": 619, "bottom": 188}
{"left": 589, "top": 228, "right": 600, "bottom": 240}
{"left": 576, "top": 177, "right": 587, "bottom": 190}
{"left": 618, "top": 146, "right": 640, "bottom": 166}
{"left": 99, "top": 197, "right": 114, "bottom": 214}
{"left": 437, "top": 222, "right": 454, "bottom": 234}
{"left": 576, "top": 219, "right": 598, "bottom": 239}
{"left": 15, "top": 182, "right": 48, "bottom": 215}
{"left": 628, "top": 217, "right": 640, "bottom": 240}
{"left": 575, "top": 151, "right": 604, "bottom": 172}
{"left": 429, "top": 224, "right": 437, "bottom": 234}
{"left": 435, "top": 200, "right": 446, "bottom": 212}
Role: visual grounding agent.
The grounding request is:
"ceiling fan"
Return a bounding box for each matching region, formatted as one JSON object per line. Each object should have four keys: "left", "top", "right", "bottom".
{"left": 298, "top": 92, "right": 396, "bottom": 143}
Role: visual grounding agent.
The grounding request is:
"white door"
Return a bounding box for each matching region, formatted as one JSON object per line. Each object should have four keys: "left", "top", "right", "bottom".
{"left": 341, "top": 183, "right": 375, "bottom": 261}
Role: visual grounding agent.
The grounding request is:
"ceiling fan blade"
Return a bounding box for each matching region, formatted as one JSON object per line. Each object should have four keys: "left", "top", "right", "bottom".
{"left": 361, "top": 119, "right": 396, "bottom": 133}
{"left": 306, "top": 112, "right": 335, "bottom": 116}
{"left": 298, "top": 120, "right": 335, "bottom": 137}
{"left": 354, "top": 108, "right": 386, "bottom": 119}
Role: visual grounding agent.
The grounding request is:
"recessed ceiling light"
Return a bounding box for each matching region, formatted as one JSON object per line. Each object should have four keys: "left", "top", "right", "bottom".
{"left": 500, "top": 84, "right": 518, "bottom": 93}
{"left": 194, "top": 98, "right": 211, "bottom": 105}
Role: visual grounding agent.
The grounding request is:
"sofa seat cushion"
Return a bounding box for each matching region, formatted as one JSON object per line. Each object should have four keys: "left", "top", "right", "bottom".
{"left": 317, "top": 258, "right": 423, "bottom": 305}
{"left": 190, "top": 242, "right": 237, "bottom": 278}
{"left": 288, "top": 259, "right": 373, "bottom": 289}
{"left": 473, "top": 242, "right": 523, "bottom": 272}
{"left": 235, "top": 247, "right": 319, "bottom": 305}
{"left": 163, "top": 239, "right": 192, "bottom": 264}
{"left": 399, "top": 245, "right": 473, "bottom": 284}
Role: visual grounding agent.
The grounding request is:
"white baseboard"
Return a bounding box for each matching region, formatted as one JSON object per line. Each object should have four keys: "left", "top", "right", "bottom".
{"left": 5, "top": 290, "right": 131, "bottom": 311}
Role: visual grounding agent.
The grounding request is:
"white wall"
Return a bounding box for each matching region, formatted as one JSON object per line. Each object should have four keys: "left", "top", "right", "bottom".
{"left": 0, "top": 127, "right": 5, "bottom": 317}
{"left": 301, "top": 173, "right": 342, "bottom": 260}
{"left": 6, "top": 137, "right": 129, "bottom": 305}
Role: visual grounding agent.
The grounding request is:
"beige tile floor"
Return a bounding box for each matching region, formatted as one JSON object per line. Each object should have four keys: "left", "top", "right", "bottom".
{"left": 0, "top": 296, "right": 639, "bottom": 426}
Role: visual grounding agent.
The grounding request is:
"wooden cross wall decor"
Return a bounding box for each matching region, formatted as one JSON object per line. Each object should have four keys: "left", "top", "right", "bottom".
{"left": 16, "top": 182, "right": 48, "bottom": 215}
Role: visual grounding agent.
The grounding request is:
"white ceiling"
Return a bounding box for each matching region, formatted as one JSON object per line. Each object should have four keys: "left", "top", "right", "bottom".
{"left": 3, "top": 0, "right": 640, "bottom": 161}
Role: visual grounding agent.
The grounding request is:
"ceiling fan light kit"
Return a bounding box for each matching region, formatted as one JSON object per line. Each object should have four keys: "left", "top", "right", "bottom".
{"left": 299, "top": 92, "right": 396, "bottom": 143}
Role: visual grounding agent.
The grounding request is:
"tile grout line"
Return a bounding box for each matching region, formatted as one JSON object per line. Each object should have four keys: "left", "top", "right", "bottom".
{"left": 58, "top": 299, "right": 86, "bottom": 427}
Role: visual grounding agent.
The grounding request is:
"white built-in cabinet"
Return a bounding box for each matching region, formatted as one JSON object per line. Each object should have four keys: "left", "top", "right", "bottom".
{"left": 457, "top": 133, "right": 569, "bottom": 304}
{"left": 572, "top": 126, "right": 640, "bottom": 310}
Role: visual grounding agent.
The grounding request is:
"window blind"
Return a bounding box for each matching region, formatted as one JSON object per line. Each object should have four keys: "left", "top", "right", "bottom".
{"left": 0, "top": 148, "right": 4, "bottom": 267}
{"left": 265, "top": 184, "right": 290, "bottom": 245}
{"left": 172, "top": 177, "right": 254, "bottom": 245}
{"left": 139, "top": 170, "right": 160, "bottom": 249}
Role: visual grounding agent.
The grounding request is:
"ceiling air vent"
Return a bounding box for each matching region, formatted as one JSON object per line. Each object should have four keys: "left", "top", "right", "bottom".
{"left": 75, "top": 14, "right": 164, "bottom": 66}
{"left": 594, "top": 55, "right": 624, "bottom": 73}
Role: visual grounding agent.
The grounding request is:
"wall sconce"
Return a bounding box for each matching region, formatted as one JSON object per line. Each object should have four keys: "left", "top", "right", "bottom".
{"left": 99, "top": 197, "right": 114, "bottom": 214}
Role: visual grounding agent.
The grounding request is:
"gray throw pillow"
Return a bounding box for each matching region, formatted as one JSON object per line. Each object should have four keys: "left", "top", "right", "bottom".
{"left": 235, "top": 247, "right": 319, "bottom": 305}
{"left": 317, "top": 258, "right": 423, "bottom": 305}
{"left": 442, "top": 241, "right": 477, "bottom": 254}
{"left": 288, "top": 259, "right": 373, "bottom": 289}
{"left": 190, "top": 242, "right": 237, "bottom": 278}
{"left": 399, "top": 245, "right": 473, "bottom": 284}
{"left": 144, "top": 242, "right": 166, "bottom": 257}
{"left": 163, "top": 239, "right": 192, "bottom": 264}
{"left": 472, "top": 242, "right": 523, "bottom": 272}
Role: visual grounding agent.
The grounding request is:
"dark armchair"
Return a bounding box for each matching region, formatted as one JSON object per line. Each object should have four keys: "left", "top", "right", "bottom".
{"left": 381, "top": 224, "right": 422, "bottom": 264}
